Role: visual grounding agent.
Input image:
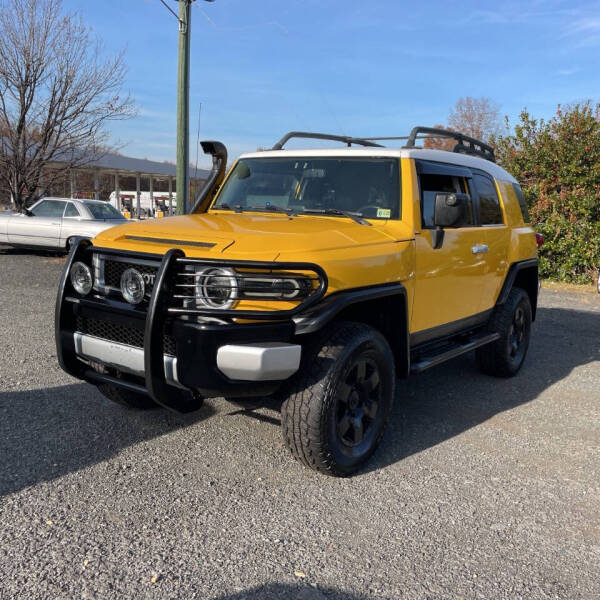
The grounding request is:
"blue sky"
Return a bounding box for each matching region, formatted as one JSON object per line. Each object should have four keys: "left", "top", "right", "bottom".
{"left": 63, "top": 0, "right": 600, "bottom": 168}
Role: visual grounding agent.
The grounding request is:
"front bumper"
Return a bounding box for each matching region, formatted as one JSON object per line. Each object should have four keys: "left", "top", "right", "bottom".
{"left": 56, "top": 242, "right": 302, "bottom": 412}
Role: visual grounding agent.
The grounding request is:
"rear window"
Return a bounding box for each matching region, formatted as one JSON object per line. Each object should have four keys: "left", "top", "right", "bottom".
{"left": 87, "top": 202, "right": 125, "bottom": 220}
{"left": 512, "top": 183, "right": 530, "bottom": 223}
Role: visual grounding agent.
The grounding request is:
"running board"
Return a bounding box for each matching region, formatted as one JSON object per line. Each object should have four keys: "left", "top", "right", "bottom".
{"left": 410, "top": 332, "right": 500, "bottom": 374}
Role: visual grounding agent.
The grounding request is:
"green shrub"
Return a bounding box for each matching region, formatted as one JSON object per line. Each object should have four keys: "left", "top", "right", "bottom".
{"left": 494, "top": 102, "right": 600, "bottom": 284}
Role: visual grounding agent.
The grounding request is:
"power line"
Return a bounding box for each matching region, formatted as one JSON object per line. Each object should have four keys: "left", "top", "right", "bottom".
{"left": 157, "top": 0, "right": 181, "bottom": 22}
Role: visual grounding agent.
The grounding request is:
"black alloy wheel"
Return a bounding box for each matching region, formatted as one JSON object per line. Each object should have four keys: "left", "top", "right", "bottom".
{"left": 281, "top": 321, "right": 395, "bottom": 476}
{"left": 335, "top": 356, "right": 383, "bottom": 453}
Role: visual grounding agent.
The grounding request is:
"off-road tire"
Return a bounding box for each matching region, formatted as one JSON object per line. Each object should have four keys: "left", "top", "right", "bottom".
{"left": 281, "top": 321, "right": 395, "bottom": 476}
{"left": 476, "top": 287, "right": 532, "bottom": 377}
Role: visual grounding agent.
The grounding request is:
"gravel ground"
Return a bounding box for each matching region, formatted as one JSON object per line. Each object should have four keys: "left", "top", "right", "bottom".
{"left": 0, "top": 248, "right": 599, "bottom": 600}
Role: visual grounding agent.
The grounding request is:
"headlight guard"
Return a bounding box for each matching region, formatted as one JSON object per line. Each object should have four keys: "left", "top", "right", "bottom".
{"left": 171, "top": 258, "right": 328, "bottom": 319}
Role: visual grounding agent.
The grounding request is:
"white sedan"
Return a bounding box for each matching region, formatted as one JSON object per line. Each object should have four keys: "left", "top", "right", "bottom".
{"left": 0, "top": 197, "right": 127, "bottom": 252}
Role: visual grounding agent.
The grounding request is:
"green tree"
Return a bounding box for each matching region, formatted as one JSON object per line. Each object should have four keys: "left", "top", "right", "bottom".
{"left": 494, "top": 102, "right": 600, "bottom": 284}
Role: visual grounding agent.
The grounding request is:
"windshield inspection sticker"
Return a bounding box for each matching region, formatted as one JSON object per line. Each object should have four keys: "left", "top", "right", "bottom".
{"left": 376, "top": 208, "right": 391, "bottom": 218}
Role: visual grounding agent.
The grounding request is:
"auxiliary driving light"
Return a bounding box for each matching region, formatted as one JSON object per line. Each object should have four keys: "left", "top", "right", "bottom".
{"left": 70, "top": 261, "right": 93, "bottom": 295}
{"left": 120, "top": 268, "right": 145, "bottom": 305}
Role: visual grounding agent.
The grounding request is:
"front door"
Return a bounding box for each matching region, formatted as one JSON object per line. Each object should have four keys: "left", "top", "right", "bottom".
{"left": 8, "top": 199, "right": 66, "bottom": 247}
{"left": 411, "top": 162, "right": 487, "bottom": 338}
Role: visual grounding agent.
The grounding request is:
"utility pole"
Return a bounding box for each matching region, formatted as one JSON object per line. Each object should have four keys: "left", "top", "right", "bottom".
{"left": 159, "top": 0, "right": 214, "bottom": 214}
{"left": 176, "top": 0, "right": 193, "bottom": 215}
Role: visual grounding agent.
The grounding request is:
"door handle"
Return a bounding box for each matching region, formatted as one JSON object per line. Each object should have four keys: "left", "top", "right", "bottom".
{"left": 51, "top": 222, "right": 60, "bottom": 225}
{"left": 472, "top": 244, "right": 489, "bottom": 254}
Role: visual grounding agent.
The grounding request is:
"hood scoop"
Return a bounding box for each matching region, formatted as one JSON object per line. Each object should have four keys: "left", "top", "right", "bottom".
{"left": 124, "top": 235, "right": 217, "bottom": 249}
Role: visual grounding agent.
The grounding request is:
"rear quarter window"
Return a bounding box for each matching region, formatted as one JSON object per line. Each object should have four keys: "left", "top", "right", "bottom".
{"left": 512, "top": 183, "right": 530, "bottom": 223}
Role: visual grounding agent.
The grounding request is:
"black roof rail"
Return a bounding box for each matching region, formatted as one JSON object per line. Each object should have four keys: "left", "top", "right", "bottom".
{"left": 271, "top": 128, "right": 495, "bottom": 162}
{"left": 272, "top": 131, "right": 384, "bottom": 150}
{"left": 403, "top": 127, "right": 495, "bottom": 162}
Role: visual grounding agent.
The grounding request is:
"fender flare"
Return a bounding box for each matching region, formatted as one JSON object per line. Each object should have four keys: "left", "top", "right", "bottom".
{"left": 496, "top": 258, "right": 539, "bottom": 320}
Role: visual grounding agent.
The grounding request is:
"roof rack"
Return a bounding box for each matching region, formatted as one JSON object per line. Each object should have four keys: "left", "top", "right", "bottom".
{"left": 402, "top": 127, "right": 495, "bottom": 162}
{"left": 271, "top": 127, "right": 495, "bottom": 162}
{"left": 272, "top": 131, "right": 384, "bottom": 150}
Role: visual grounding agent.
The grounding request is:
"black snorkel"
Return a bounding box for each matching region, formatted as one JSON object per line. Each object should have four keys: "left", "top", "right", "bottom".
{"left": 190, "top": 140, "right": 228, "bottom": 214}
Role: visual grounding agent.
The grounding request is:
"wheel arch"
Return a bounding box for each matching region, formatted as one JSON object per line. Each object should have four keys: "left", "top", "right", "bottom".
{"left": 496, "top": 258, "right": 539, "bottom": 321}
{"left": 294, "top": 284, "right": 410, "bottom": 378}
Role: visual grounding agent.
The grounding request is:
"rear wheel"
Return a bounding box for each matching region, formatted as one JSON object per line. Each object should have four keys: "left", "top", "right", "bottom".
{"left": 476, "top": 287, "right": 532, "bottom": 377}
{"left": 281, "top": 322, "right": 395, "bottom": 476}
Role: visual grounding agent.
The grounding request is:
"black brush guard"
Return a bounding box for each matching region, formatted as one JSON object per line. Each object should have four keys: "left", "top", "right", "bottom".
{"left": 56, "top": 239, "right": 327, "bottom": 412}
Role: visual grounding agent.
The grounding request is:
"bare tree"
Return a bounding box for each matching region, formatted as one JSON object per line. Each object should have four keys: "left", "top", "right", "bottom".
{"left": 424, "top": 97, "right": 502, "bottom": 150}
{"left": 0, "top": 0, "right": 136, "bottom": 209}
{"left": 423, "top": 123, "right": 456, "bottom": 151}
{"left": 447, "top": 96, "right": 501, "bottom": 142}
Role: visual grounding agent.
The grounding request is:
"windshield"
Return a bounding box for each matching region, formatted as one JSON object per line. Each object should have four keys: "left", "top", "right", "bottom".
{"left": 213, "top": 157, "right": 400, "bottom": 219}
{"left": 86, "top": 202, "right": 125, "bottom": 220}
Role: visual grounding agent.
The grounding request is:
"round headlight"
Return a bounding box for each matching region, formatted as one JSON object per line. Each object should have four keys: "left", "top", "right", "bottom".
{"left": 70, "top": 261, "right": 93, "bottom": 295}
{"left": 195, "top": 267, "right": 237, "bottom": 309}
{"left": 120, "top": 268, "right": 145, "bottom": 305}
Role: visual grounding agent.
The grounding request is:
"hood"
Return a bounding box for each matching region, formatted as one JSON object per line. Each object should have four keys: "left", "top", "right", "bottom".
{"left": 92, "top": 212, "right": 409, "bottom": 260}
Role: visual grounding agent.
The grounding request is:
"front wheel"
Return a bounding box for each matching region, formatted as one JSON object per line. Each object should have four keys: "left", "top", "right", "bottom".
{"left": 281, "top": 322, "right": 395, "bottom": 476}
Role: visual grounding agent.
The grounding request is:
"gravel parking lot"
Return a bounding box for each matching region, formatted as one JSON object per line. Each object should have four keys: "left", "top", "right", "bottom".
{"left": 0, "top": 248, "right": 598, "bottom": 600}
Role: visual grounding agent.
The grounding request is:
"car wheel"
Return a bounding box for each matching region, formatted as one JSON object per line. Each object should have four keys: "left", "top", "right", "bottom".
{"left": 281, "top": 321, "right": 395, "bottom": 476}
{"left": 476, "top": 287, "right": 532, "bottom": 377}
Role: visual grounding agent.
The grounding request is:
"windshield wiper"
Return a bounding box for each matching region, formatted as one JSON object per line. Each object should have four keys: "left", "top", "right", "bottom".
{"left": 246, "top": 205, "right": 297, "bottom": 216}
{"left": 215, "top": 203, "right": 245, "bottom": 213}
{"left": 299, "top": 208, "right": 371, "bottom": 226}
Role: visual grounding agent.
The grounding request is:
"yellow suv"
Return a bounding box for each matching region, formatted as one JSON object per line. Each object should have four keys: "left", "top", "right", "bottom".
{"left": 56, "top": 127, "right": 538, "bottom": 476}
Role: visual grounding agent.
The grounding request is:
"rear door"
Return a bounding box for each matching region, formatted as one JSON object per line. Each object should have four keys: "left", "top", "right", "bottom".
{"left": 411, "top": 161, "right": 487, "bottom": 338}
{"left": 8, "top": 199, "right": 66, "bottom": 247}
{"left": 470, "top": 171, "right": 510, "bottom": 312}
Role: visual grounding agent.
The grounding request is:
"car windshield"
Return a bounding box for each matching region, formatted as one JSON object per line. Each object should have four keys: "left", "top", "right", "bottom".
{"left": 212, "top": 157, "right": 400, "bottom": 220}
{"left": 86, "top": 202, "right": 125, "bottom": 220}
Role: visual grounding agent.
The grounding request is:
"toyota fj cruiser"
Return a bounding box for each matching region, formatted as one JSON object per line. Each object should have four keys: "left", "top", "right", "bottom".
{"left": 56, "top": 127, "right": 538, "bottom": 476}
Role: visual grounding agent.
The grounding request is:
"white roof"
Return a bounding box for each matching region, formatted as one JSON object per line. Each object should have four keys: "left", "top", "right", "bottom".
{"left": 240, "top": 146, "right": 517, "bottom": 183}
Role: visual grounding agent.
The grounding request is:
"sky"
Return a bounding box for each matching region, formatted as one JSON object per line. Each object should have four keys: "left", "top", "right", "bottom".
{"left": 63, "top": 0, "right": 600, "bottom": 169}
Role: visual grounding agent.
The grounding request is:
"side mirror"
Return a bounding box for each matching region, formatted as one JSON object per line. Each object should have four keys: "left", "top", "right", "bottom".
{"left": 433, "top": 192, "right": 468, "bottom": 228}
{"left": 21, "top": 208, "right": 33, "bottom": 217}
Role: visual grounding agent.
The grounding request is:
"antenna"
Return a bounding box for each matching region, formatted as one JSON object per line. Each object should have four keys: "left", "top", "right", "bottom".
{"left": 193, "top": 102, "right": 201, "bottom": 195}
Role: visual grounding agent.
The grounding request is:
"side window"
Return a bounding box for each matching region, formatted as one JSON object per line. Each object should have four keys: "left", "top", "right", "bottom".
{"left": 419, "top": 173, "right": 474, "bottom": 227}
{"left": 473, "top": 173, "right": 503, "bottom": 225}
{"left": 31, "top": 200, "right": 67, "bottom": 217}
{"left": 512, "top": 183, "right": 530, "bottom": 223}
{"left": 64, "top": 203, "right": 80, "bottom": 217}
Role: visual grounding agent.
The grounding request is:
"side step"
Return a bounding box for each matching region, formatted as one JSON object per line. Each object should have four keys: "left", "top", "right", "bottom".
{"left": 410, "top": 332, "right": 500, "bottom": 374}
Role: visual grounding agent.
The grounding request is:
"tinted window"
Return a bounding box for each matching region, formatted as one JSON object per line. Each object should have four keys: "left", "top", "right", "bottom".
{"left": 86, "top": 202, "right": 125, "bottom": 220}
{"left": 32, "top": 200, "right": 67, "bottom": 217}
{"left": 419, "top": 173, "right": 473, "bottom": 227}
{"left": 214, "top": 158, "right": 401, "bottom": 220}
{"left": 473, "top": 173, "right": 503, "bottom": 225}
{"left": 64, "top": 203, "right": 80, "bottom": 217}
{"left": 512, "top": 183, "right": 530, "bottom": 223}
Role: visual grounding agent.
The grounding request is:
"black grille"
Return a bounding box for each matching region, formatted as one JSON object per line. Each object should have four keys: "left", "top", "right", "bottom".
{"left": 75, "top": 316, "right": 176, "bottom": 356}
{"left": 103, "top": 260, "right": 159, "bottom": 293}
